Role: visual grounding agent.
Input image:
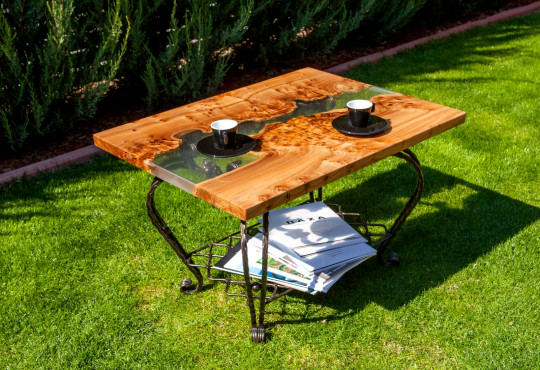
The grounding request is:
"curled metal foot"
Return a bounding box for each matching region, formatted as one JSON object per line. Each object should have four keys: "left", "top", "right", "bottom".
{"left": 181, "top": 278, "right": 199, "bottom": 294}
{"left": 250, "top": 327, "right": 266, "bottom": 343}
{"left": 384, "top": 252, "right": 400, "bottom": 267}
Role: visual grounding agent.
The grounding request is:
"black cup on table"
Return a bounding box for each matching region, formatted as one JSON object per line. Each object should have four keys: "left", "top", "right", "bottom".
{"left": 347, "top": 100, "right": 374, "bottom": 127}
{"left": 211, "top": 119, "right": 238, "bottom": 149}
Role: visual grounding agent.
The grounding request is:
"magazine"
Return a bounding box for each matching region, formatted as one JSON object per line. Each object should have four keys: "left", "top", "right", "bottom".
{"left": 260, "top": 201, "right": 367, "bottom": 256}
{"left": 213, "top": 242, "right": 318, "bottom": 294}
{"left": 248, "top": 233, "right": 375, "bottom": 276}
{"left": 213, "top": 202, "right": 376, "bottom": 293}
{"left": 213, "top": 240, "right": 373, "bottom": 293}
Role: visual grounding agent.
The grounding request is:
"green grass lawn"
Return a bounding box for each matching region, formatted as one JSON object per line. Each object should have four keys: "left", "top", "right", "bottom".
{"left": 1, "top": 13, "right": 539, "bottom": 368}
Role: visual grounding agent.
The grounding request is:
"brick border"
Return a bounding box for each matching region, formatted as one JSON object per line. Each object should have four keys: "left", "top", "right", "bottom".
{"left": 2, "top": 1, "right": 539, "bottom": 187}
{"left": 0, "top": 145, "right": 106, "bottom": 186}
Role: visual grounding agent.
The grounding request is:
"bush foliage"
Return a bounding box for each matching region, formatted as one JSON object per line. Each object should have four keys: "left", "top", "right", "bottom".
{"left": 140, "top": 0, "right": 253, "bottom": 110}
{"left": 0, "top": 0, "right": 128, "bottom": 151}
{"left": 0, "top": 0, "right": 513, "bottom": 153}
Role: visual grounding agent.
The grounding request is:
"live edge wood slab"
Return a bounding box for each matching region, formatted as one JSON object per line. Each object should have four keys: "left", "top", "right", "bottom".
{"left": 94, "top": 68, "right": 466, "bottom": 221}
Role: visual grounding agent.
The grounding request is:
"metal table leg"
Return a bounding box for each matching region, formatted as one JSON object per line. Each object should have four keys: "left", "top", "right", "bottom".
{"left": 378, "top": 148, "right": 424, "bottom": 265}
{"left": 240, "top": 213, "right": 270, "bottom": 343}
{"left": 144, "top": 148, "right": 422, "bottom": 340}
{"left": 329, "top": 149, "right": 423, "bottom": 266}
{"left": 146, "top": 177, "right": 204, "bottom": 294}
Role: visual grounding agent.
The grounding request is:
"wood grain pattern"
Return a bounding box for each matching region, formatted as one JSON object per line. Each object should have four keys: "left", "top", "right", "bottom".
{"left": 94, "top": 68, "right": 466, "bottom": 220}
{"left": 94, "top": 68, "right": 364, "bottom": 171}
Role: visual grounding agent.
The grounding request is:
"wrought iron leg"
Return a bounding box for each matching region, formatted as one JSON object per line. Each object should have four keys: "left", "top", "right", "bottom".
{"left": 240, "top": 213, "right": 270, "bottom": 342}
{"left": 309, "top": 188, "right": 323, "bottom": 203}
{"left": 258, "top": 213, "right": 270, "bottom": 338}
{"left": 377, "top": 149, "right": 424, "bottom": 265}
{"left": 146, "top": 177, "right": 204, "bottom": 294}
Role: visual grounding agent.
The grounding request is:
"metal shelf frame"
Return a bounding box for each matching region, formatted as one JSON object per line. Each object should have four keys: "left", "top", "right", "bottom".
{"left": 145, "top": 149, "right": 423, "bottom": 342}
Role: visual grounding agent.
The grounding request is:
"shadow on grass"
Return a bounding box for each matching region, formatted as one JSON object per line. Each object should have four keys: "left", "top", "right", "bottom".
{"left": 346, "top": 13, "right": 539, "bottom": 90}
{"left": 0, "top": 156, "right": 143, "bottom": 242}
{"left": 264, "top": 163, "right": 540, "bottom": 327}
{"left": 0, "top": 155, "right": 136, "bottom": 204}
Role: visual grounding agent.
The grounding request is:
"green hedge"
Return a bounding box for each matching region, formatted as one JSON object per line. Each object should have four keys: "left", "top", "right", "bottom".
{"left": 138, "top": 0, "right": 253, "bottom": 110}
{"left": 0, "top": 0, "right": 128, "bottom": 152}
{"left": 0, "top": 0, "right": 515, "bottom": 153}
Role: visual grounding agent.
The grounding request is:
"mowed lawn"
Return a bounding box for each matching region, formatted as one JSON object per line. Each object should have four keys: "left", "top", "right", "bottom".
{"left": 1, "top": 13, "right": 538, "bottom": 368}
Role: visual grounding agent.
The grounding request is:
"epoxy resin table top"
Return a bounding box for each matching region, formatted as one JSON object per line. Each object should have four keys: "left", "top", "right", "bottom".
{"left": 94, "top": 68, "right": 466, "bottom": 221}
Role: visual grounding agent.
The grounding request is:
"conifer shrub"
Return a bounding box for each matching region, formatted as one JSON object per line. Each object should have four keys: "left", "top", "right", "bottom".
{"left": 232, "top": 0, "right": 427, "bottom": 67}
{"left": 0, "top": 0, "right": 128, "bottom": 152}
{"left": 235, "top": 0, "right": 365, "bottom": 66}
{"left": 333, "top": 0, "right": 427, "bottom": 48}
{"left": 138, "top": 0, "right": 253, "bottom": 110}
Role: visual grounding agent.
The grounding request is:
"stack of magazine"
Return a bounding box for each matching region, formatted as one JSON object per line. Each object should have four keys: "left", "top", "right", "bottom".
{"left": 214, "top": 202, "right": 376, "bottom": 294}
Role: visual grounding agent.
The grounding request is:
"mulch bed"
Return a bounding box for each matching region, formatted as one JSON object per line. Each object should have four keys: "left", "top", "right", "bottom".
{"left": 1, "top": 0, "right": 535, "bottom": 174}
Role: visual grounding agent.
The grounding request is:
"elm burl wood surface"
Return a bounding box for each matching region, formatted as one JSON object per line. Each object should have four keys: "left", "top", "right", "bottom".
{"left": 94, "top": 68, "right": 466, "bottom": 221}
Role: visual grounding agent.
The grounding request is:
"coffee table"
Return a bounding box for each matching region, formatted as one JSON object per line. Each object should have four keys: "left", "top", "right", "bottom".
{"left": 94, "top": 68, "right": 466, "bottom": 342}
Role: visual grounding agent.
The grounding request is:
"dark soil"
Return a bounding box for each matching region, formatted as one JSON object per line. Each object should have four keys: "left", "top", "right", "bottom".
{"left": 1, "top": 0, "right": 535, "bottom": 174}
